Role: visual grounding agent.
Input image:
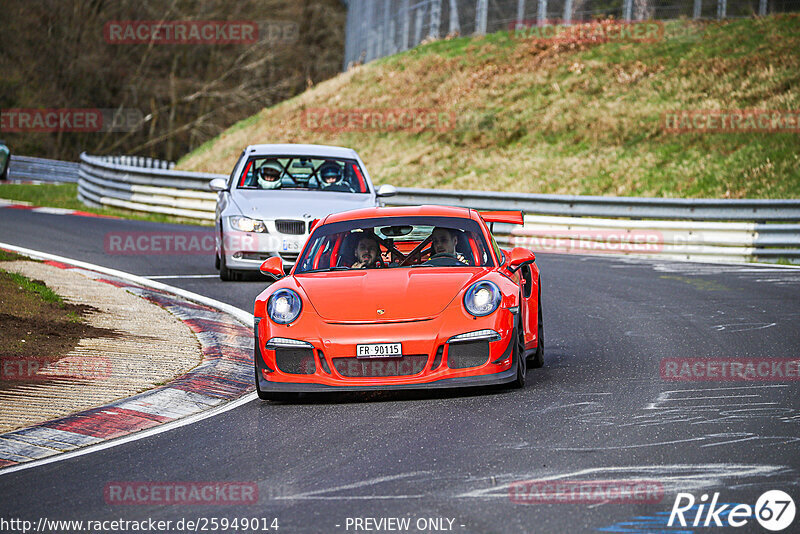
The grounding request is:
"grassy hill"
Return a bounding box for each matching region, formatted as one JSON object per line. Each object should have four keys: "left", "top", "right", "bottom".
{"left": 177, "top": 15, "right": 800, "bottom": 199}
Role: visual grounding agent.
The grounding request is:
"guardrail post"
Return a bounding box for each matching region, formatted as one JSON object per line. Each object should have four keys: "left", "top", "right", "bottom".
{"left": 693, "top": 0, "right": 702, "bottom": 19}
{"left": 717, "top": 0, "right": 726, "bottom": 18}
{"left": 537, "top": 0, "right": 547, "bottom": 25}
{"left": 623, "top": 0, "right": 633, "bottom": 21}
{"left": 516, "top": 0, "right": 526, "bottom": 28}
{"left": 758, "top": 0, "right": 766, "bottom": 15}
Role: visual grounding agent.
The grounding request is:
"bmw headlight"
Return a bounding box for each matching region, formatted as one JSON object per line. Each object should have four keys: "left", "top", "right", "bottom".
{"left": 267, "top": 289, "right": 302, "bottom": 324}
{"left": 463, "top": 281, "right": 501, "bottom": 317}
{"left": 230, "top": 216, "right": 267, "bottom": 233}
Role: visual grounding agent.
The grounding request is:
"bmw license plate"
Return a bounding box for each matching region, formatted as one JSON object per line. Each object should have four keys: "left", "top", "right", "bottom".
{"left": 356, "top": 343, "right": 402, "bottom": 359}
{"left": 282, "top": 239, "right": 300, "bottom": 252}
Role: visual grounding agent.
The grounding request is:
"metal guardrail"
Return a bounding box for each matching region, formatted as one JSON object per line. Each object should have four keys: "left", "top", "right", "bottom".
{"left": 7, "top": 155, "right": 80, "bottom": 183}
{"left": 76, "top": 153, "right": 800, "bottom": 262}
{"left": 389, "top": 187, "right": 800, "bottom": 222}
{"left": 78, "top": 153, "right": 220, "bottom": 220}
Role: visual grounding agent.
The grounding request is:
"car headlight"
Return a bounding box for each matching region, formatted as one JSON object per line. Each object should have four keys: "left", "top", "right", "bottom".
{"left": 267, "top": 289, "right": 302, "bottom": 324}
{"left": 230, "top": 216, "right": 267, "bottom": 233}
{"left": 463, "top": 281, "right": 501, "bottom": 317}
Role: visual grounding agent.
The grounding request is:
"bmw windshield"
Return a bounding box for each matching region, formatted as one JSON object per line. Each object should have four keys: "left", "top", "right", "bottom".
{"left": 235, "top": 156, "right": 369, "bottom": 193}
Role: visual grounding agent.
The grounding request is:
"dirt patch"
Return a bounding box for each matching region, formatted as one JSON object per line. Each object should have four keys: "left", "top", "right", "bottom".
{"left": 0, "top": 261, "right": 203, "bottom": 433}
{"left": 0, "top": 271, "right": 118, "bottom": 390}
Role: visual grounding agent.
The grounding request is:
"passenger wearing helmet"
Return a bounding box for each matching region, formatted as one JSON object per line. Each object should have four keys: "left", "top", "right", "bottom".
{"left": 257, "top": 161, "right": 283, "bottom": 190}
{"left": 318, "top": 163, "right": 353, "bottom": 192}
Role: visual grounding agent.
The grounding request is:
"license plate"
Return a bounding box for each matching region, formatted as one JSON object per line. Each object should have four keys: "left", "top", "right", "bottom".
{"left": 356, "top": 343, "right": 402, "bottom": 359}
{"left": 282, "top": 239, "right": 300, "bottom": 252}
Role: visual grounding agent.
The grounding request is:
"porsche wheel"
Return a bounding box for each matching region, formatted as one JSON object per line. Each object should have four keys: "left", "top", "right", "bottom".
{"left": 528, "top": 284, "right": 545, "bottom": 368}
{"left": 511, "top": 320, "right": 526, "bottom": 389}
{"left": 254, "top": 367, "right": 295, "bottom": 401}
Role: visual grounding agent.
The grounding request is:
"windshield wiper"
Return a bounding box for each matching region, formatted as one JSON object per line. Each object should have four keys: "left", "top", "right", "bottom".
{"left": 300, "top": 267, "right": 352, "bottom": 273}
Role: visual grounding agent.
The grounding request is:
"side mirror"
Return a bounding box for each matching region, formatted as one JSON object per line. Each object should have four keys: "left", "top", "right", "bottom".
{"left": 508, "top": 247, "right": 535, "bottom": 272}
{"left": 376, "top": 184, "right": 397, "bottom": 197}
{"left": 209, "top": 178, "right": 227, "bottom": 191}
{"left": 260, "top": 256, "right": 284, "bottom": 279}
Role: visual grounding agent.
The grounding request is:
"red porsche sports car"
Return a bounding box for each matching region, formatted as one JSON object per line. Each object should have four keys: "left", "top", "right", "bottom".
{"left": 253, "top": 205, "right": 543, "bottom": 400}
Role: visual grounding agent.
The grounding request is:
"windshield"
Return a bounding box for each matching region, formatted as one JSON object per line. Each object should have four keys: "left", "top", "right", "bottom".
{"left": 294, "top": 216, "right": 494, "bottom": 273}
{"left": 235, "top": 156, "right": 369, "bottom": 193}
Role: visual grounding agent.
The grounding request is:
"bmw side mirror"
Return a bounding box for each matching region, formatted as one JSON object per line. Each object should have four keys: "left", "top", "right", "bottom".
{"left": 508, "top": 247, "right": 535, "bottom": 272}
{"left": 209, "top": 178, "right": 227, "bottom": 191}
{"left": 376, "top": 184, "right": 397, "bottom": 197}
{"left": 260, "top": 257, "right": 284, "bottom": 279}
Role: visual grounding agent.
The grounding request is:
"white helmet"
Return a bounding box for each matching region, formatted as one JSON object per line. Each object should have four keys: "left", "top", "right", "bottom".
{"left": 257, "top": 161, "right": 283, "bottom": 190}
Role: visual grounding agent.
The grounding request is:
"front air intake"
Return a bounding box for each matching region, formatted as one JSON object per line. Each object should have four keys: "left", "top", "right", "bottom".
{"left": 447, "top": 340, "right": 490, "bottom": 369}
{"left": 333, "top": 355, "right": 428, "bottom": 377}
{"left": 275, "top": 348, "right": 315, "bottom": 374}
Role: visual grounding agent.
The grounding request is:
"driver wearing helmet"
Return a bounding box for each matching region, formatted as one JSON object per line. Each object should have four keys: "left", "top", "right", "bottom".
{"left": 318, "top": 162, "right": 353, "bottom": 192}
{"left": 430, "top": 227, "right": 469, "bottom": 264}
{"left": 257, "top": 161, "right": 283, "bottom": 190}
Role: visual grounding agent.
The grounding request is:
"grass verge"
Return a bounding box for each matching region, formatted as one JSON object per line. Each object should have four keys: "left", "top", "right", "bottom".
{"left": 0, "top": 264, "right": 117, "bottom": 389}
{"left": 0, "top": 183, "right": 212, "bottom": 226}
{"left": 177, "top": 15, "right": 800, "bottom": 199}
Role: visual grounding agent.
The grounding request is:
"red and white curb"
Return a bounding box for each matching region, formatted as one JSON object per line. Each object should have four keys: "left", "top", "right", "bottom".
{"left": 0, "top": 243, "right": 257, "bottom": 474}
{"left": 0, "top": 198, "right": 118, "bottom": 219}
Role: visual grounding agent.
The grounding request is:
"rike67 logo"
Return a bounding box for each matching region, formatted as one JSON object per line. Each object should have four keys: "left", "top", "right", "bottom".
{"left": 669, "top": 490, "right": 795, "bottom": 531}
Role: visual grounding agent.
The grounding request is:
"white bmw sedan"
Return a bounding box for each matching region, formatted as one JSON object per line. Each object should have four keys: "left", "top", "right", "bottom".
{"left": 210, "top": 144, "right": 395, "bottom": 280}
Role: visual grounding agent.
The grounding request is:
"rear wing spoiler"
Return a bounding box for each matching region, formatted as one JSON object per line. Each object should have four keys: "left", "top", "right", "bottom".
{"left": 478, "top": 210, "right": 524, "bottom": 225}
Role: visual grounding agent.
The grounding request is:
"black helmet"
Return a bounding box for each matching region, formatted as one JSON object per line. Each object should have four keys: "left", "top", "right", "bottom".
{"left": 319, "top": 163, "right": 343, "bottom": 185}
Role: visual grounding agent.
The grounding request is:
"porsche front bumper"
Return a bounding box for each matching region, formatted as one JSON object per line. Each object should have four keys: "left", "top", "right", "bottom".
{"left": 253, "top": 307, "right": 521, "bottom": 393}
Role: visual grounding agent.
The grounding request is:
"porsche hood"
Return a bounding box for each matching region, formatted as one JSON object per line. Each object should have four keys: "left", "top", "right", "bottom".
{"left": 295, "top": 269, "right": 484, "bottom": 322}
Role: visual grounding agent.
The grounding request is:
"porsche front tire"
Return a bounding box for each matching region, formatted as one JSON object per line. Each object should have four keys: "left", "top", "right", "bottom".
{"left": 255, "top": 366, "right": 296, "bottom": 401}
{"left": 511, "top": 321, "right": 526, "bottom": 389}
{"left": 528, "top": 284, "right": 545, "bottom": 369}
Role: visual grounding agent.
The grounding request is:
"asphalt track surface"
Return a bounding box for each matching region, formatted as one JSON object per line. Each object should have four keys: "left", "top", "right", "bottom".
{"left": 1, "top": 206, "right": 799, "bottom": 533}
